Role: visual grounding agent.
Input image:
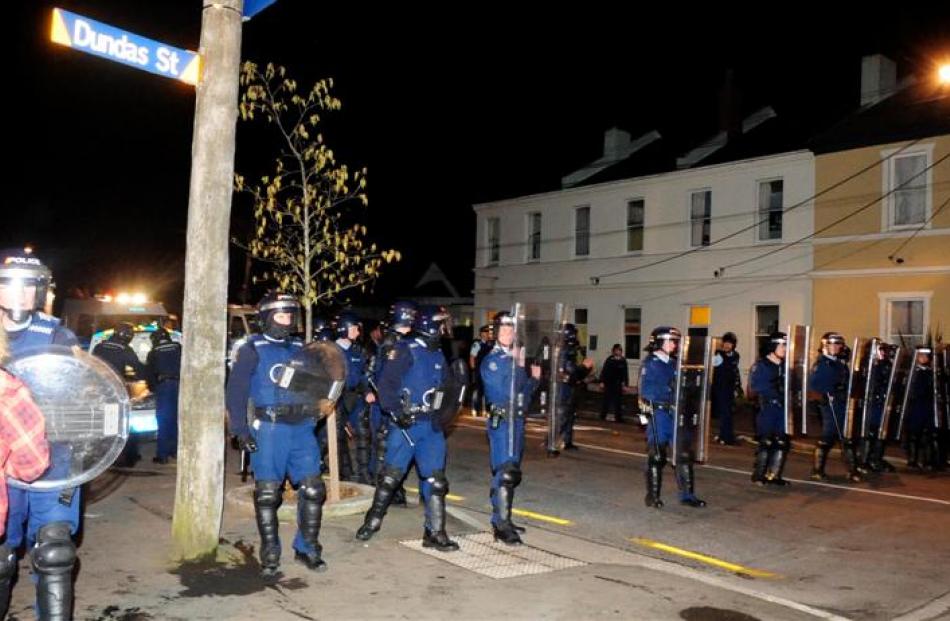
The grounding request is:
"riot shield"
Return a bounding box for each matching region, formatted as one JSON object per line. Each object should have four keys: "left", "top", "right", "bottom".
{"left": 278, "top": 340, "right": 347, "bottom": 410}
{"left": 671, "top": 335, "right": 711, "bottom": 466}
{"left": 786, "top": 325, "right": 810, "bottom": 435}
{"left": 868, "top": 342, "right": 901, "bottom": 440}
{"left": 934, "top": 346, "right": 948, "bottom": 431}
{"left": 436, "top": 358, "right": 470, "bottom": 429}
{"left": 510, "top": 302, "right": 564, "bottom": 457}
{"left": 844, "top": 337, "right": 871, "bottom": 440}
{"left": 888, "top": 346, "right": 912, "bottom": 440}
{"left": 895, "top": 350, "right": 924, "bottom": 441}
{"left": 6, "top": 345, "right": 130, "bottom": 491}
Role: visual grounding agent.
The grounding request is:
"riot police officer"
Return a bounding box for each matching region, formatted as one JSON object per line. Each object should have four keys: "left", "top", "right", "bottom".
{"left": 368, "top": 301, "right": 417, "bottom": 506}
{"left": 639, "top": 326, "right": 706, "bottom": 508}
{"left": 335, "top": 311, "right": 376, "bottom": 484}
{"left": 557, "top": 323, "right": 592, "bottom": 451}
{"left": 146, "top": 327, "right": 181, "bottom": 464}
{"left": 226, "top": 292, "right": 328, "bottom": 577}
{"left": 711, "top": 332, "right": 742, "bottom": 445}
{"left": 749, "top": 332, "right": 791, "bottom": 486}
{"left": 860, "top": 341, "right": 897, "bottom": 473}
{"left": 904, "top": 347, "right": 937, "bottom": 471}
{"left": 809, "top": 332, "right": 862, "bottom": 482}
{"left": 480, "top": 311, "right": 541, "bottom": 544}
{"left": 356, "top": 305, "right": 459, "bottom": 552}
{"left": 0, "top": 248, "right": 81, "bottom": 620}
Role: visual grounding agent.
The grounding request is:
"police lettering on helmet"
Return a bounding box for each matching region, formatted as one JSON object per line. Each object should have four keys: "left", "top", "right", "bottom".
{"left": 0, "top": 249, "right": 51, "bottom": 324}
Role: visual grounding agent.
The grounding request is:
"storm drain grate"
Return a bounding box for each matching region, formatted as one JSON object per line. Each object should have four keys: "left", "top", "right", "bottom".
{"left": 400, "top": 532, "right": 587, "bottom": 579}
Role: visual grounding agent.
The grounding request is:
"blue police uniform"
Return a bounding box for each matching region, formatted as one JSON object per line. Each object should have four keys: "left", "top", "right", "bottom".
{"left": 93, "top": 335, "right": 149, "bottom": 467}
{"left": 226, "top": 333, "right": 325, "bottom": 570}
{"left": 749, "top": 356, "right": 791, "bottom": 485}
{"left": 336, "top": 338, "right": 372, "bottom": 483}
{"left": 557, "top": 346, "right": 588, "bottom": 447}
{"left": 861, "top": 357, "right": 896, "bottom": 472}
{"left": 809, "top": 353, "right": 862, "bottom": 481}
{"left": 356, "top": 331, "right": 458, "bottom": 550}
{"left": 711, "top": 349, "right": 741, "bottom": 444}
{"left": 5, "top": 313, "right": 82, "bottom": 549}
{"left": 480, "top": 344, "right": 538, "bottom": 538}
{"left": 146, "top": 339, "right": 182, "bottom": 461}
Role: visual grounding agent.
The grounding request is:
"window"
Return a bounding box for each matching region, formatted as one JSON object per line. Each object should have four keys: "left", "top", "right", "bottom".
{"left": 624, "top": 307, "right": 641, "bottom": 360}
{"left": 757, "top": 179, "right": 783, "bottom": 241}
{"left": 627, "top": 199, "right": 644, "bottom": 252}
{"left": 690, "top": 190, "right": 711, "bottom": 247}
{"left": 487, "top": 217, "right": 500, "bottom": 265}
{"left": 755, "top": 304, "right": 780, "bottom": 356}
{"left": 883, "top": 297, "right": 927, "bottom": 348}
{"left": 527, "top": 212, "right": 541, "bottom": 262}
{"left": 575, "top": 206, "right": 590, "bottom": 257}
{"left": 574, "top": 308, "right": 589, "bottom": 353}
{"left": 888, "top": 153, "right": 928, "bottom": 228}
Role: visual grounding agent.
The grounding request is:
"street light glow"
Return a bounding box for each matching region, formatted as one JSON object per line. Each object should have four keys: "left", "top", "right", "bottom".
{"left": 939, "top": 64, "right": 950, "bottom": 84}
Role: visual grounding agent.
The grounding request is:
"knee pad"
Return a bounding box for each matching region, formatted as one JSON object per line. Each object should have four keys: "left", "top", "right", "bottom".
{"left": 757, "top": 439, "right": 770, "bottom": 451}
{"left": 648, "top": 447, "right": 667, "bottom": 468}
{"left": 678, "top": 451, "right": 694, "bottom": 465}
{"left": 379, "top": 467, "right": 405, "bottom": 491}
{"left": 32, "top": 523, "right": 76, "bottom": 576}
{"left": 499, "top": 463, "right": 522, "bottom": 488}
{"left": 0, "top": 545, "right": 15, "bottom": 581}
{"left": 298, "top": 476, "right": 326, "bottom": 504}
{"left": 427, "top": 470, "right": 449, "bottom": 496}
{"left": 254, "top": 481, "right": 282, "bottom": 508}
{"left": 775, "top": 434, "right": 790, "bottom": 451}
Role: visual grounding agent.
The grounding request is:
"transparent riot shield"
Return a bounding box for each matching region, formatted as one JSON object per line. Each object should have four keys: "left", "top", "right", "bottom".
{"left": 895, "top": 349, "right": 925, "bottom": 441}
{"left": 671, "top": 335, "right": 711, "bottom": 466}
{"left": 510, "top": 302, "right": 564, "bottom": 457}
{"left": 845, "top": 337, "right": 871, "bottom": 440}
{"left": 6, "top": 345, "right": 131, "bottom": 491}
{"left": 888, "top": 346, "right": 912, "bottom": 441}
{"left": 875, "top": 344, "right": 902, "bottom": 440}
{"left": 934, "top": 346, "right": 948, "bottom": 431}
{"left": 787, "top": 325, "right": 811, "bottom": 435}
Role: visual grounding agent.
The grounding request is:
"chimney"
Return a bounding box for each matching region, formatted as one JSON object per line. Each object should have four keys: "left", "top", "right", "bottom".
{"left": 602, "top": 127, "right": 632, "bottom": 161}
{"left": 861, "top": 54, "right": 897, "bottom": 107}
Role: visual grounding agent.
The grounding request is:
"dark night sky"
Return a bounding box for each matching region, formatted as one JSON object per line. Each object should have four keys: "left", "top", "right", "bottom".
{"left": 7, "top": 1, "right": 950, "bottom": 314}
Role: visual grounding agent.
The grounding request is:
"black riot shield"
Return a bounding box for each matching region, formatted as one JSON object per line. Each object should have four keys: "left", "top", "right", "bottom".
{"left": 278, "top": 340, "right": 347, "bottom": 413}
{"left": 844, "top": 337, "right": 871, "bottom": 440}
{"left": 436, "top": 358, "right": 470, "bottom": 429}
{"left": 785, "top": 325, "right": 810, "bottom": 436}
{"left": 6, "top": 345, "right": 131, "bottom": 491}
{"left": 672, "top": 335, "right": 711, "bottom": 466}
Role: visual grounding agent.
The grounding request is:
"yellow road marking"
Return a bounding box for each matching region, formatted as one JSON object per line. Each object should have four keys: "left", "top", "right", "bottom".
{"left": 403, "top": 486, "right": 465, "bottom": 502}
{"left": 629, "top": 537, "right": 779, "bottom": 579}
{"left": 512, "top": 508, "right": 573, "bottom": 526}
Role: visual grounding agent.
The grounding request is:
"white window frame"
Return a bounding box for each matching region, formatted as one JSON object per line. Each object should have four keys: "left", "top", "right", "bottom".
{"left": 622, "top": 305, "right": 642, "bottom": 361}
{"left": 753, "top": 302, "right": 781, "bottom": 356}
{"left": 755, "top": 177, "right": 784, "bottom": 243}
{"left": 688, "top": 189, "right": 712, "bottom": 248}
{"left": 878, "top": 291, "right": 932, "bottom": 346}
{"left": 525, "top": 211, "right": 542, "bottom": 263}
{"left": 626, "top": 198, "right": 645, "bottom": 254}
{"left": 881, "top": 144, "right": 934, "bottom": 232}
{"left": 486, "top": 217, "right": 500, "bottom": 266}
{"left": 574, "top": 205, "right": 591, "bottom": 258}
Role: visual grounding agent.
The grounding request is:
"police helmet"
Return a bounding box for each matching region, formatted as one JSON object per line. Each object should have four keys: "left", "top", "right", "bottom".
{"left": 646, "top": 326, "right": 681, "bottom": 352}
{"left": 313, "top": 317, "right": 334, "bottom": 342}
{"left": 562, "top": 323, "right": 579, "bottom": 346}
{"left": 113, "top": 322, "right": 135, "bottom": 345}
{"left": 150, "top": 327, "right": 171, "bottom": 347}
{"left": 335, "top": 310, "right": 361, "bottom": 338}
{"left": 0, "top": 248, "right": 52, "bottom": 323}
{"left": 766, "top": 331, "right": 787, "bottom": 354}
{"left": 258, "top": 291, "right": 299, "bottom": 339}
{"left": 414, "top": 305, "right": 451, "bottom": 344}
{"left": 388, "top": 300, "right": 418, "bottom": 330}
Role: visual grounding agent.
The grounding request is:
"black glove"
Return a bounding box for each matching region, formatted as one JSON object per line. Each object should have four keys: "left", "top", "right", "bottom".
{"left": 236, "top": 432, "right": 258, "bottom": 453}
{"left": 395, "top": 412, "right": 414, "bottom": 429}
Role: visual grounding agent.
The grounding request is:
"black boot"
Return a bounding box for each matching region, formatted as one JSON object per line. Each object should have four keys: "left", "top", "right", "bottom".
{"left": 751, "top": 440, "right": 770, "bottom": 485}
{"left": 33, "top": 522, "right": 76, "bottom": 621}
{"left": 492, "top": 466, "right": 523, "bottom": 545}
{"left": 644, "top": 449, "right": 665, "bottom": 508}
{"left": 355, "top": 411, "right": 373, "bottom": 485}
{"left": 921, "top": 432, "right": 938, "bottom": 472}
{"left": 422, "top": 472, "right": 459, "bottom": 552}
{"left": 294, "top": 477, "right": 327, "bottom": 572}
{"left": 676, "top": 455, "right": 706, "bottom": 507}
{"left": 0, "top": 544, "right": 15, "bottom": 621}
{"left": 906, "top": 435, "right": 921, "bottom": 469}
{"left": 843, "top": 440, "right": 865, "bottom": 481}
{"left": 810, "top": 441, "right": 831, "bottom": 481}
{"left": 765, "top": 436, "right": 791, "bottom": 486}
{"left": 338, "top": 419, "right": 354, "bottom": 480}
{"left": 254, "top": 481, "right": 283, "bottom": 578}
{"left": 861, "top": 435, "right": 877, "bottom": 472}
{"left": 357, "top": 468, "right": 402, "bottom": 541}
{"left": 873, "top": 438, "right": 897, "bottom": 472}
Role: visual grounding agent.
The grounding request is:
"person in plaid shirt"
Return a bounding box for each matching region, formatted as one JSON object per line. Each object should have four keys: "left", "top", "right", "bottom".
{"left": 0, "top": 321, "right": 51, "bottom": 618}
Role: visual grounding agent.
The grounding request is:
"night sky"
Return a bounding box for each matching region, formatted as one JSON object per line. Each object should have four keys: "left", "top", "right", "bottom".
{"left": 8, "top": 1, "right": 950, "bottom": 314}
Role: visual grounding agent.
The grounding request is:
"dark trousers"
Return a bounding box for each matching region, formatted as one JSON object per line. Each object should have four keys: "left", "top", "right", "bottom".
{"left": 711, "top": 390, "right": 735, "bottom": 442}
{"left": 600, "top": 384, "right": 624, "bottom": 421}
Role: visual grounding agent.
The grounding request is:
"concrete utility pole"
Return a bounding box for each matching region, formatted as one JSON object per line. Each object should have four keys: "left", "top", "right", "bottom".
{"left": 172, "top": 0, "right": 244, "bottom": 560}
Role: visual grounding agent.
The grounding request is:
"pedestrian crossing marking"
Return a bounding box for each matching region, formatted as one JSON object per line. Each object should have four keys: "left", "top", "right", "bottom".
{"left": 629, "top": 537, "right": 779, "bottom": 579}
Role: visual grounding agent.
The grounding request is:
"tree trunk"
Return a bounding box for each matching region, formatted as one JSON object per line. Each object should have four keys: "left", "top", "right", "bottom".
{"left": 172, "top": 0, "right": 243, "bottom": 561}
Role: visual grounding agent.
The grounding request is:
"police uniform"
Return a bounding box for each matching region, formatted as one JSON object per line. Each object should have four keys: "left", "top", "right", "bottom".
{"left": 356, "top": 307, "right": 458, "bottom": 552}
{"left": 711, "top": 335, "right": 742, "bottom": 444}
{"left": 557, "top": 325, "right": 588, "bottom": 450}
{"left": 146, "top": 331, "right": 181, "bottom": 463}
{"left": 226, "top": 294, "right": 327, "bottom": 576}
{"left": 336, "top": 335, "right": 372, "bottom": 484}
{"left": 861, "top": 350, "right": 896, "bottom": 473}
{"left": 749, "top": 334, "right": 791, "bottom": 485}
{"left": 904, "top": 355, "right": 936, "bottom": 470}
{"left": 809, "top": 335, "right": 862, "bottom": 482}
{"left": 481, "top": 330, "right": 538, "bottom": 544}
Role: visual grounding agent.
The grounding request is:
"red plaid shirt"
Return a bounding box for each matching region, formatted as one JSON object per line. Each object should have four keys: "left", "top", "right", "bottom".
{"left": 0, "top": 369, "right": 50, "bottom": 536}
